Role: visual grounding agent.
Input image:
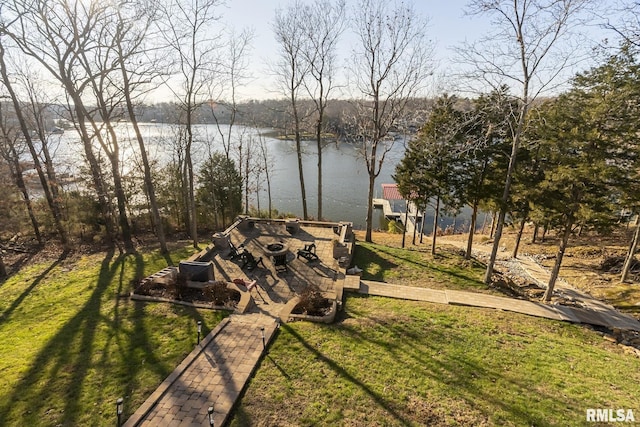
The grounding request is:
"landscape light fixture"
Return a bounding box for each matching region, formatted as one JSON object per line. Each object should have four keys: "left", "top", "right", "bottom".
{"left": 116, "top": 397, "right": 124, "bottom": 427}
{"left": 197, "top": 320, "right": 202, "bottom": 344}
{"left": 208, "top": 405, "right": 215, "bottom": 427}
{"left": 260, "top": 327, "right": 265, "bottom": 351}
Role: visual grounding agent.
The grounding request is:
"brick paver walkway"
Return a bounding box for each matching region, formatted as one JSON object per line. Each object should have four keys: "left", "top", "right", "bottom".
{"left": 358, "top": 280, "right": 640, "bottom": 331}
{"left": 124, "top": 221, "right": 348, "bottom": 427}
{"left": 124, "top": 314, "right": 278, "bottom": 427}
{"left": 123, "top": 222, "right": 639, "bottom": 427}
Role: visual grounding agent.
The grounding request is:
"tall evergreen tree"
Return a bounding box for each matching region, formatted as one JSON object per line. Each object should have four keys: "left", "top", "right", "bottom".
{"left": 458, "top": 88, "right": 517, "bottom": 259}
{"left": 197, "top": 152, "right": 243, "bottom": 229}
{"left": 531, "top": 80, "right": 633, "bottom": 300}
{"left": 394, "top": 95, "right": 464, "bottom": 255}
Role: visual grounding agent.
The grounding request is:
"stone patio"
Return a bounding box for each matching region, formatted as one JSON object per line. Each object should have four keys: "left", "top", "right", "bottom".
{"left": 124, "top": 218, "right": 355, "bottom": 426}
{"left": 124, "top": 217, "right": 640, "bottom": 426}
{"left": 199, "top": 219, "right": 353, "bottom": 317}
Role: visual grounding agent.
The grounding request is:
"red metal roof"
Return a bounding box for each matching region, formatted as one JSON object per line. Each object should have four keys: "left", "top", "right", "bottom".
{"left": 382, "top": 184, "right": 403, "bottom": 200}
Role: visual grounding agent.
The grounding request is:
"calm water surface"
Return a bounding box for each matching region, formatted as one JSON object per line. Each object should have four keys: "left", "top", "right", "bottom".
{"left": 54, "top": 123, "right": 405, "bottom": 229}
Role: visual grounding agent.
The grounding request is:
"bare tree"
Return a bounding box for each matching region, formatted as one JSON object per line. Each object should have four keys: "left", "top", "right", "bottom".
{"left": 0, "top": 35, "right": 70, "bottom": 250}
{"left": 208, "top": 28, "right": 254, "bottom": 160}
{"left": 2, "top": 0, "right": 119, "bottom": 248}
{"left": 113, "top": 3, "right": 169, "bottom": 254}
{"left": 157, "top": 0, "right": 225, "bottom": 248}
{"left": 300, "top": 0, "right": 346, "bottom": 220}
{"left": 457, "top": 0, "right": 595, "bottom": 284}
{"left": 349, "top": 0, "right": 434, "bottom": 242}
{"left": 603, "top": 3, "right": 640, "bottom": 283}
{"left": 603, "top": 1, "right": 640, "bottom": 48}
{"left": 0, "top": 98, "right": 42, "bottom": 244}
{"left": 272, "top": 0, "right": 311, "bottom": 219}
{"left": 207, "top": 28, "right": 256, "bottom": 219}
{"left": 257, "top": 127, "right": 274, "bottom": 217}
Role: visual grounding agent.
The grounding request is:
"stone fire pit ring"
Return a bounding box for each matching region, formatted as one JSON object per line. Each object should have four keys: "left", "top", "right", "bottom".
{"left": 264, "top": 241, "right": 288, "bottom": 257}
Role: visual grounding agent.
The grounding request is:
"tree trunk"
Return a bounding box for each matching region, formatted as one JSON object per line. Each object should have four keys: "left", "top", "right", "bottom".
{"left": 364, "top": 136, "right": 382, "bottom": 243}
{"left": 484, "top": 102, "right": 529, "bottom": 283}
{"left": 295, "top": 127, "right": 308, "bottom": 220}
{"left": 484, "top": 209, "right": 506, "bottom": 284}
{"left": 543, "top": 217, "right": 573, "bottom": 301}
{"left": 0, "top": 46, "right": 69, "bottom": 249}
{"left": 181, "top": 158, "right": 191, "bottom": 234}
{"left": 489, "top": 211, "right": 497, "bottom": 239}
{"left": 465, "top": 202, "right": 478, "bottom": 260}
{"left": 14, "top": 165, "right": 42, "bottom": 245}
{"left": 259, "top": 133, "right": 273, "bottom": 218}
{"left": 431, "top": 195, "right": 440, "bottom": 256}
{"left": 621, "top": 220, "right": 640, "bottom": 283}
{"left": 419, "top": 208, "right": 426, "bottom": 244}
{"left": 92, "top": 121, "right": 134, "bottom": 251}
{"left": 119, "top": 56, "right": 168, "bottom": 254}
{"left": 316, "top": 121, "right": 323, "bottom": 220}
{"left": 87, "top": 79, "right": 135, "bottom": 252}
{"left": 481, "top": 211, "right": 489, "bottom": 234}
{"left": 0, "top": 252, "right": 6, "bottom": 278}
{"left": 412, "top": 204, "right": 418, "bottom": 245}
{"left": 531, "top": 222, "right": 539, "bottom": 243}
{"left": 186, "top": 146, "right": 198, "bottom": 248}
{"left": 365, "top": 170, "right": 376, "bottom": 242}
{"left": 402, "top": 200, "right": 409, "bottom": 248}
{"left": 5, "top": 144, "right": 42, "bottom": 245}
{"left": 513, "top": 217, "right": 527, "bottom": 259}
{"left": 245, "top": 147, "right": 251, "bottom": 215}
{"left": 110, "top": 157, "right": 135, "bottom": 252}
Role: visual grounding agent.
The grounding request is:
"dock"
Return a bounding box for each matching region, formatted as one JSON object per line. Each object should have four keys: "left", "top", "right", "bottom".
{"left": 373, "top": 198, "right": 422, "bottom": 234}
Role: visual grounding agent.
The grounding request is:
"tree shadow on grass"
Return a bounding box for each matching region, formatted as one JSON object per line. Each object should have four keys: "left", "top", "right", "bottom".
{"left": 377, "top": 245, "right": 487, "bottom": 287}
{"left": 0, "top": 248, "right": 196, "bottom": 426}
{"left": 280, "top": 323, "right": 413, "bottom": 425}
{"left": 335, "top": 296, "right": 576, "bottom": 426}
{"left": 0, "top": 249, "right": 69, "bottom": 323}
{"left": 356, "top": 243, "right": 485, "bottom": 289}
{"left": 352, "top": 244, "right": 398, "bottom": 282}
{"left": 0, "top": 248, "right": 119, "bottom": 425}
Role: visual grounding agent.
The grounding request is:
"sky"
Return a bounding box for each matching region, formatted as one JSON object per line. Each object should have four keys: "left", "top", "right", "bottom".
{"left": 219, "top": 0, "right": 493, "bottom": 100}
{"left": 153, "top": 0, "right": 618, "bottom": 102}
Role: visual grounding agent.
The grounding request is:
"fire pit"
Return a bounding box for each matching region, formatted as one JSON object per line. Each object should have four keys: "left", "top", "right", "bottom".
{"left": 264, "top": 241, "right": 288, "bottom": 257}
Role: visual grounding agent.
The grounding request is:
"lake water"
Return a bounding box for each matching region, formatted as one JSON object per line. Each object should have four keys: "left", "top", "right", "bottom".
{"left": 52, "top": 123, "right": 471, "bottom": 231}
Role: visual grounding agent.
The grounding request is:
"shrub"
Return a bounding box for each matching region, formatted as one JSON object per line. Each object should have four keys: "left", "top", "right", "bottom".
{"left": 293, "top": 284, "right": 332, "bottom": 316}
{"left": 204, "top": 281, "right": 240, "bottom": 307}
{"left": 165, "top": 273, "right": 188, "bottom": 300}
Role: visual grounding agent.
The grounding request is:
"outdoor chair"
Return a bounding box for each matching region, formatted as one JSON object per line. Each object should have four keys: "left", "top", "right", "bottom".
{"left": 273, "top": 253, "right": 289, "bottom": 273}
{"left": 241, "top": 250, "right": 265, "bottom": 271}
{"left": 227, "top": 241, "right": 245, "bottom": 260}
{"left": 296, "top": 243, "right": 319, "bottom": 262}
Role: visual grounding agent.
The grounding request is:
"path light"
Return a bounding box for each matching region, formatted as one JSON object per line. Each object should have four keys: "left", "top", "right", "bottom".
{"left": 116, "top": 397, "right": 123, "bottom": 427}
{"left": 208, "top": 405, "right": 215, "bottom": 427}
{"left": 197, "top": 320, "right": 202, "bottom": 344}
{"left": 260, "top": 327, "right": 265, "bottom": 351}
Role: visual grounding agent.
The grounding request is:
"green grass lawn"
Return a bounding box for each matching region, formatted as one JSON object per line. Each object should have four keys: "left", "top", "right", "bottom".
{"left": 353, "top": 240, "right": 495, "bottom": 293}
{"left": 229, "top": 295, "right": 640, "bottom": 426}
{"left": 0, "top": 244, "right": 227, "bottom": 426}
{"left": 2, "top": 237, "right": 639, "bottom": 426}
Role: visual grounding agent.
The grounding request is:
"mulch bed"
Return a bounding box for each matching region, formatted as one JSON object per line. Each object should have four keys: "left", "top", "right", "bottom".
{"left": 133, "top": 281, "right": 241, "bottom": 309}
